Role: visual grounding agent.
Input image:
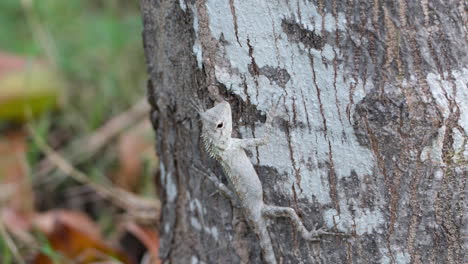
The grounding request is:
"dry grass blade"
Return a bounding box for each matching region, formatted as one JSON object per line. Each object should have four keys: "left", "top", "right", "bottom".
{"left": 29, "top": 126, "right": 160, "bottom": 225}
{"left": 35, "top": 98, "right": 151, "bottom": 182}
{"left": 0, "top": 218, "right": 26, "bottom": 264}
{"left": 0, "top": 183, "right": 17, "bottom": 204}
{"left": 82, "top": 98, "right": 150, "bottom": 156}
{"left": 20, "top": 0, "right": 59, "bottom": 69}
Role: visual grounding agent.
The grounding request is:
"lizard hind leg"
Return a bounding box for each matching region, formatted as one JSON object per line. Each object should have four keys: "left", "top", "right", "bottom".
{"left": 253, "top": 219, "right": 277, "bottom": 264}
{"left": 262, "top": 205, "right": 347, "bottom": 241}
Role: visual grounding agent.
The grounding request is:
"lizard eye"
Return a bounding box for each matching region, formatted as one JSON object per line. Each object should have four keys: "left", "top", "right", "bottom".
{"left": 216, "top": 122, "right": 224, "bottom": 129}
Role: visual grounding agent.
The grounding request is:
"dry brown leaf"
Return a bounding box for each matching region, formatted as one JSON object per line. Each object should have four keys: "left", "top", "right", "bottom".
{"left": 33, "top": 210, "right": 102, "bottom": 241}
{"left": 32, "top": 210, "right": 132, "bottom": 264}
{"left": 123, "top": 222, "right": 160, "bottom": 263}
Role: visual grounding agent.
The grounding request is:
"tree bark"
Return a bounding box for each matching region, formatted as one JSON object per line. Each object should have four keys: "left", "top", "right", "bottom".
{"left": 140, "top": 0, "right": 467, "bottom": 263}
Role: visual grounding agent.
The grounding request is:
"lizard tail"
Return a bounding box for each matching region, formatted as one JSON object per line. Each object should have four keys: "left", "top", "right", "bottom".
{"left": 255, "top": 220, "right": 277, "bottom": 264}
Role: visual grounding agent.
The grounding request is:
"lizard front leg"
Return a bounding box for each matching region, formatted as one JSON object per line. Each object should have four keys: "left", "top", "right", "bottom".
{"left": 235, "top": 96, "right": 283, "bottom": 149}
{"left": 192, "top": 166, "right": 240, "bottom": 208}
{"left": 262, "top": 205, "right": 347, "bottom": 241}
{"left": 233, "top": 113, "right": 275, "bottom": 149}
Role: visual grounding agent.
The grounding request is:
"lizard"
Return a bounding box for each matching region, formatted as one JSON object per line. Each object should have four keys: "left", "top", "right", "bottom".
{"left": 192, "top": 99, "right": 347, "bottom": 264}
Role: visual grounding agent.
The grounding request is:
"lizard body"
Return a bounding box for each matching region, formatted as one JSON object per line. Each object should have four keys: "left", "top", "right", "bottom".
{"left": 196, "top": 100, "right": 345, "bottom": 264}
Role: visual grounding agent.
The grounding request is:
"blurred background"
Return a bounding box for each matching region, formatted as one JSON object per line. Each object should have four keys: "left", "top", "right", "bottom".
{"left": 0, "top": 1, "right": 160, "bottom": 263}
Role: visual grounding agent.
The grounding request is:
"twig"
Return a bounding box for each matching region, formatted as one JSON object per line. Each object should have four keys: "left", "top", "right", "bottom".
{"left": 0, "top": 184, "right": 17, "bottom": 204}
{"left": 80, "top": 98, "right": 150, "bottom": 156}
{"left": 35, "top": 98, "right": 151, "bottom": 181}
{"left": 29, "top": 127, "right": 161, "bottom": 224}
{"left": 0, "top": 211, "right": 26, "bottom": 264}
{"left": 20, "top": 0, "right": 59, "bottom": 69}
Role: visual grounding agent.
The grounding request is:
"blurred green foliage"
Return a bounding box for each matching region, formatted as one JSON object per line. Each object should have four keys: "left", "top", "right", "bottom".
{"left": 0, "top": 236, "right": 13, "bottom": 264}
{"left": 0, "top": 0, "right": 146, "bottom": 131}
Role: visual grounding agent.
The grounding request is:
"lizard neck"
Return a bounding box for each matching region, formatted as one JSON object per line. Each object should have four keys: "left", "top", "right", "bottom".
{"left": 202, "top": 134, "right": 229, "bottom": 159}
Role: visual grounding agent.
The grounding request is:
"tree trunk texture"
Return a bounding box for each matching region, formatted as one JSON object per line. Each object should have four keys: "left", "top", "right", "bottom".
{"left": 140, "top": 0, "right": 467, "bottom": 263}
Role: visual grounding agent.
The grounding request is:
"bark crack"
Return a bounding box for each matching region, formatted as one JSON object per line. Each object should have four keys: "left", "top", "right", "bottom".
{"left": 291, "top": 96, "right": 298, "bottom": 127}
{"left": 327, "top": 142, "right": 341, "bottom": 214}
{"left": 383, "top": 6, "right": 399, "bottom": 75}
{"left": 332, "top": 45, "right": 345, "bottom": 130}
{"left": 240, "top": 75, "right": 260, "bottom": 165}
{"left": 309, "top": 55, "right": 328, "bottom": 136}
{"left": 406, "top": 160, "right": 424, "bottom": 264}
{"left": 229, "top": 0, "right": 242, "bottom": 46}
{"left": 433, "top": 90, "right": 463, "bottom": 263}
{"left": 246, "top": 38, "right": 260, "bottom": 101}
{"left": 299, "top": 89, "right": 312, "bottom": 133}
{"left": 284, "top": 106, "right": 303, "bottom": 193}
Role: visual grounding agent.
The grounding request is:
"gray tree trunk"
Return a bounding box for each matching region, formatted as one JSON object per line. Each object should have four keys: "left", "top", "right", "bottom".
{"left": 140, "top": 0, "right": 467, "bottom": 263}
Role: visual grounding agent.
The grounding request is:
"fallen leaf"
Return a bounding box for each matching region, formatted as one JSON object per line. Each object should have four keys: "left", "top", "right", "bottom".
{"left": 0, "top": 52, "right": 63, "bottom": 122}
{"left": 33, "top": 210, "right": 102, "bottom": 241}
{"left": 123, "top": 222, "right": 160, "bottom": 263}
{"left": 32, "top": 210, "right": 132, "bottom": 264}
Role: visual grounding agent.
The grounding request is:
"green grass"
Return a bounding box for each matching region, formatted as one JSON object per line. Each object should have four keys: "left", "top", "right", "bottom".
{"left": 0, "top": 236, "right": 13, "bottom": 264}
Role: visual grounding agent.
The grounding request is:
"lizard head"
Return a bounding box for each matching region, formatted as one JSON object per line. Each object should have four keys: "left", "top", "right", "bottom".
{"left": 199, "top": 101, "right": 232, "bottom": 150}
